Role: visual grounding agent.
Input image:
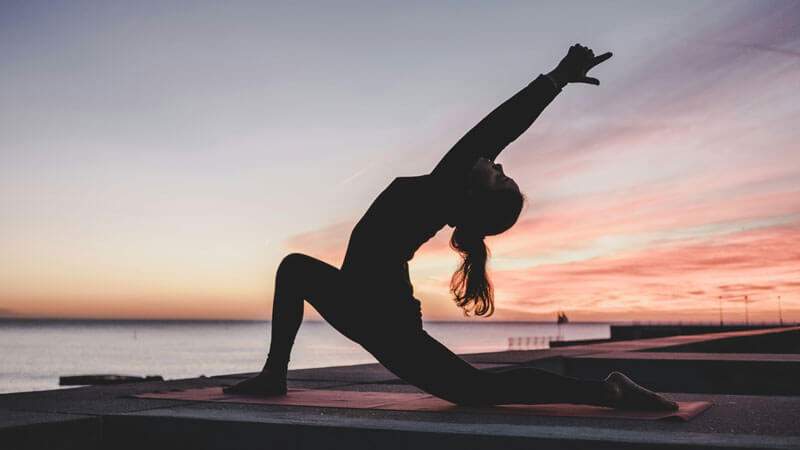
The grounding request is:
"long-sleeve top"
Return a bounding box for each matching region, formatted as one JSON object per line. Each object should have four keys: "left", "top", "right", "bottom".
{"left": 340, "top": 74, "right": 562, "bottom": 310}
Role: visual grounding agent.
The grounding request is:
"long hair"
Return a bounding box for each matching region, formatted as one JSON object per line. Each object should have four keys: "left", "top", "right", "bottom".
{"left": 450, "top": 188, "right": 524, "bottom": 317}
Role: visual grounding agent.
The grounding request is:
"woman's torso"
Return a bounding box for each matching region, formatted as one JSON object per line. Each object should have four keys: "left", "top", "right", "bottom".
{"left": 340, "top": 174, "right": 454, "bottom": 310}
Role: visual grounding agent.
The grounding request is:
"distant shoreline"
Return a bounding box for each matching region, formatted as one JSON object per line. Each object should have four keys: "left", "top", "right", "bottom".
{"left": 0, "top": 317, "right": 612, "bottom": 325}
{"left": 1, "top": 317, "right": 790, "bottom": 326}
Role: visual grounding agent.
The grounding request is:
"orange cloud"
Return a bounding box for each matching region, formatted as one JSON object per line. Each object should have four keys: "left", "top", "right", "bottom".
{"left": 490, "top": 223, "right": 800, "bottom": 320}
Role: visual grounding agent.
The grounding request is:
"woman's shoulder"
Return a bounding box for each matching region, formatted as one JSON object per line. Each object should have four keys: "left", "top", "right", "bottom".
{"left": 389, "top": 174, "right": 454, "bottom": 193}
{"left": 393, "top": 173, "right": 454, "bottom": 186}
{"left": 388, "top": 174, "right": 464, "bottom": 199}
{"left": 393, "top": 174, "right": 430, "bottom": 182}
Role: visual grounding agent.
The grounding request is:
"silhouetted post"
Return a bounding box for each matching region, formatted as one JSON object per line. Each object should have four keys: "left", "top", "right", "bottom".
{"left": 778, "top": 296, "right": 784, "bottom": 326}
{"left": 744, "top": 295, "right": 749, "bottom": 326}
{"left": 718, "top": 295, "right": 723, "bottom": 327}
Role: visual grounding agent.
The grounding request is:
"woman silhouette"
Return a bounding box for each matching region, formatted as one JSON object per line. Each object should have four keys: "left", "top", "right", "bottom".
{"left": 226, "top": 44, "right": 677, "bottom": 410}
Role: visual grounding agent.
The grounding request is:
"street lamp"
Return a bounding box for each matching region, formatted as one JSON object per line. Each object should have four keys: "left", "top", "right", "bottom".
{"left": 744, "top": 295, "right": 749, "bottom": 326}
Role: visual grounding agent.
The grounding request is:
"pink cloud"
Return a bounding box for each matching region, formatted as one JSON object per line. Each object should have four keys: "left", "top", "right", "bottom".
{"left": 490, "top": 223, "right": 800, "bottom": 319}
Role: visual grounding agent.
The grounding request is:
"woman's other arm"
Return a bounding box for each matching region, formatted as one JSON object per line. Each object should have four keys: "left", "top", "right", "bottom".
{"left": 431, "top": 44, "right": 612, "bottom": 180}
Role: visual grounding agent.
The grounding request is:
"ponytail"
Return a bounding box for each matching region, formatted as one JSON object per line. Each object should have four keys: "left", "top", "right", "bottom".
{"left": 450, "top": 227, "right": 494, "bottom": 317}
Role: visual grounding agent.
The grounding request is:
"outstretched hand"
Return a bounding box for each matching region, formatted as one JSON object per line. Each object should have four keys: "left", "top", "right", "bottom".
{"left": 549, "top": 44, "right": 612, "bottom": 86}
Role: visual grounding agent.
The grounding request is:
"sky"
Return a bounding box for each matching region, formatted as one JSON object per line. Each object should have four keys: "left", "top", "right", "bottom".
{"left": 1, "top": 0, "right": 799, "bottom": 322}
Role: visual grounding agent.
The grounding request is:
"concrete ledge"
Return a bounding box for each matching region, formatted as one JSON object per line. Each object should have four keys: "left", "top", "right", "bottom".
{"left": 610, "top": 325, "right": 794, "bottom": 341}
{"left": 643, "top": 329, "right": 800, "bottom": 354}
{"left": 0, "top": 410, "right": 101, "bottom": 450}
{"left": 104, "top": 408, "right": 800, "bottom": 450}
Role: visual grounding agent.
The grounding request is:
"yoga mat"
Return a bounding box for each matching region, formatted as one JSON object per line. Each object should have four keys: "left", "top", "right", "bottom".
{"left": 133, "top": 387, "right": 711, "bottom": 421}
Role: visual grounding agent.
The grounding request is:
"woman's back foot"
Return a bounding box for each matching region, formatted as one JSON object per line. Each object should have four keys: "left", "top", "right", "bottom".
{"left": 222, "top": 371, "right": 287, "bottom": 396}
{"left": 602, "top": 371, "right": 678, "bottom": 411}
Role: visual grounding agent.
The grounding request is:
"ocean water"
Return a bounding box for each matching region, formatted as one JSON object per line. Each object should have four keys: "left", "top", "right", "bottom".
{"left": 0, "top": 320, "right": 609, "bottom": 394}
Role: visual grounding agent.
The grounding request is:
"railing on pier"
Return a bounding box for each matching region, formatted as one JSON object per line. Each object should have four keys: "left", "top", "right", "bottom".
{"left": 507, "top": 335, "right": 564, "bottom": 351}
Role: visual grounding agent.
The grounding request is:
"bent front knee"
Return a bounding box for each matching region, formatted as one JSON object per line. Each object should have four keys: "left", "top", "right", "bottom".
{"left": 277, "top": 252, "right": 310, "bottom": 276}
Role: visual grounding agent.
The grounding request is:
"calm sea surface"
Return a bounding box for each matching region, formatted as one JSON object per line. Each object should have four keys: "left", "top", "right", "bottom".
{"left": 0, "top": 320, "right": 609, "bottom": 394}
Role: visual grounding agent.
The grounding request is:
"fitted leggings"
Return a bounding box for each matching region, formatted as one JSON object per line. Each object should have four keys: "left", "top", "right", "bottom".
{"left": 264, "top": 253, "right": 605, "bottom": 407}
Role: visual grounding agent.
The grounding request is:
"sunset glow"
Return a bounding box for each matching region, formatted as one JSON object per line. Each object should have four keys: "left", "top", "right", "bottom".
{"left": 1, "top": 1, "right": 798, "bottom": 321}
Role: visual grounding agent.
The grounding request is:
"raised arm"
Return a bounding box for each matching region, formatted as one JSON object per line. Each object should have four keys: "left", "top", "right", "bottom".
{"left": 430, "top": 44, "right": 612, "bottom": 181}
{"left": 430, "top": 74, "right": 561, "bottom": 180}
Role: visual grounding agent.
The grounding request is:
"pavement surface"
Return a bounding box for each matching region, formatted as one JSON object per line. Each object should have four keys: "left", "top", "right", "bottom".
{"left": 2, "top": 326, "right": 799, "bottom": 449}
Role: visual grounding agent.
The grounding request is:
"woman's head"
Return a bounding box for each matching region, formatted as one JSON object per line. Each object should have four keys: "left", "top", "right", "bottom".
{"left": 449, "top": 157, "right": 525, "bottom": 317}
{"left": 470, "top": 156, "right": 519, "bottom": 194}
{"left": 461, "top": 157, "right": 524, "bottom": 236}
